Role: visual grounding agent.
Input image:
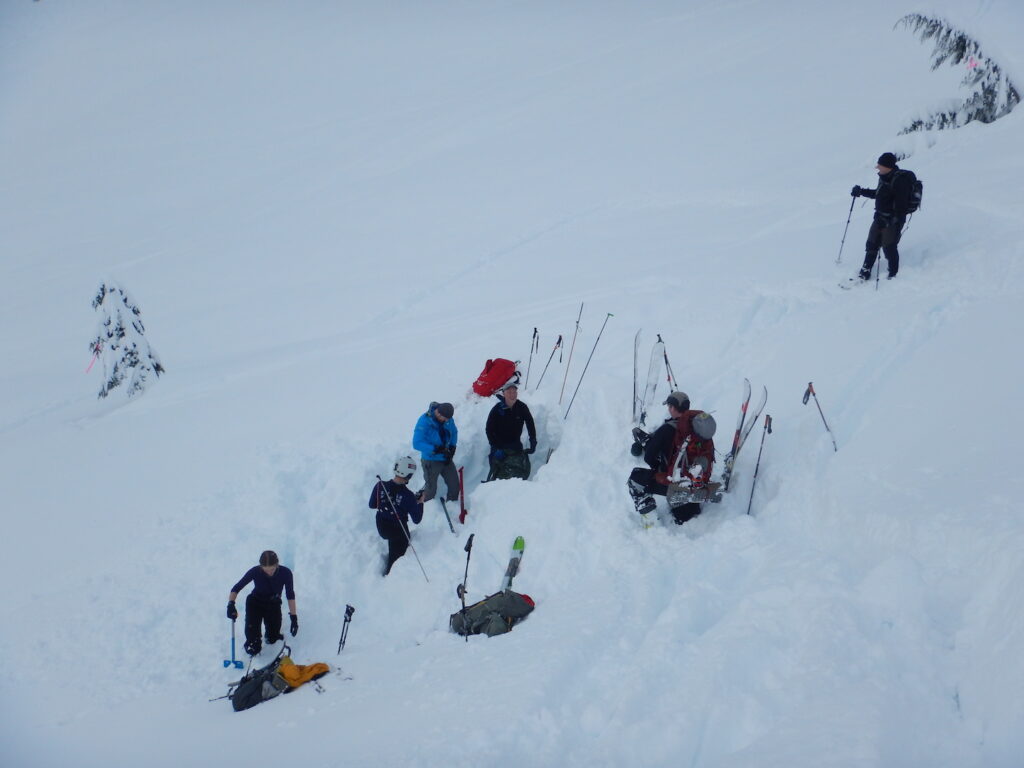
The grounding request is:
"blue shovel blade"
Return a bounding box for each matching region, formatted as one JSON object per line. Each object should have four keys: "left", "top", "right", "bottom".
{"left": 233, "top": 660, "right": 244, "bottom": 669}
{"left": 223, "top": 659, "right": 231, "bottom": 668}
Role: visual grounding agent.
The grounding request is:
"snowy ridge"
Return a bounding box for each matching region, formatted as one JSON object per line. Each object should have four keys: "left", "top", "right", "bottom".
{"left": 2, "top": 1, "right": 1024, "bottom": 766}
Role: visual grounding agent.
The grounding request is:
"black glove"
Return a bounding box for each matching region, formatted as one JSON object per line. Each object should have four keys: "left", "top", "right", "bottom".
{"left": 851, "top": 185, "right": 862, "bottom": 197}
{"left": 289, "top": 614, "right": 298, "bottom": 636}
{"left": 443, "top": 445, "right": 456, "bottom": 464}
{"left": 526, "top": 440, "right": 537, "bottom": 455}
{"left": 226, "top": 601, "right": 238, "bottom": 620}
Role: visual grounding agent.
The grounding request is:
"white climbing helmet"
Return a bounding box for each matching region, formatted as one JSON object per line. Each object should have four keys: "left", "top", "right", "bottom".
{"left": 394, "top": 456, "right": 417, "bottom": 479}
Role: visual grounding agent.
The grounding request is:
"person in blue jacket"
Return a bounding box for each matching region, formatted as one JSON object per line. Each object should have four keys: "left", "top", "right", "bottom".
{"left": 412, "top": 401, "right": 460, "bottom": 504}
{"left": 226, "top": 550, "right": 297, "bottom": 656}
{"left": 370, "top": 456, "right": 425, "bottom": 576}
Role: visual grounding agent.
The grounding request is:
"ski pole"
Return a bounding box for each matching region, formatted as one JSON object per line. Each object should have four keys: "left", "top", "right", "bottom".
{"left": 523, "top": 328, "right": 539, "bottom": 388}
{"left": 802, "top": 382, "right": 837, "bottom": 452}
{"left": 746, "top": 414, "right": 772, "bottom": 515}
{"left": 456, "top": 534, "right": 474, "bottom": 641}
{"left": 559, "top": 303, "right": 584, "bottom": 404}
{"left": 534, "top": 334, "right": 562, "bottom": 390}
{"left": 337, "top": 604, "right": 355, "bottom": 654}
{"left": 658, "top": 334, "right": 678, "bottom": 391}
{"left": 438, "top": 498, "right": 457, "bottom": 535}
{"left": 632, "top": 329, "right": 641, "bottom": 423}
{"left": 376, "top": 476, "right": 429, "bottom": 582}
{"left": 224, "top": 619, "right": 244, "bottom": 669}
{"left": 564, "top": 312, "right": 613, "bottom": 420}
{"left": 836, "top": 196, "right": 856, "bottom": 264}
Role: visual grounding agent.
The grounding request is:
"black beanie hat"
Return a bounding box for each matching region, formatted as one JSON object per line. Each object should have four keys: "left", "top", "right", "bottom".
{"left": 436, "top": 402, "right": 454, "bottom": 418}
{"left": 877, "top": 152, "right": 898, "bottom": 169}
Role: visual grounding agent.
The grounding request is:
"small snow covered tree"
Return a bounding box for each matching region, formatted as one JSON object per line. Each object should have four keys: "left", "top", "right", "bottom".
{"left": 897, "top": 13, "right": 1020, "bottom": 133}
{"left": 90, "top": 281, "right": 165, "bottom": 399}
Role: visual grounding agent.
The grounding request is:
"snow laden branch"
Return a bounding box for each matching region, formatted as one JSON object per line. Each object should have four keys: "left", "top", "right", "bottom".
{"left": 897, "top": 13, "right": 1020, "bottom": 133}
{"left": 90, "top": 281, "right": 165, "bottom": 399}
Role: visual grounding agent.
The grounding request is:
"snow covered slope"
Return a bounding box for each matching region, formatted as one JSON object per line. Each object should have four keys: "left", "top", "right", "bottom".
{"left": 2, "top": 1, "right": 1023, "bottom": 766}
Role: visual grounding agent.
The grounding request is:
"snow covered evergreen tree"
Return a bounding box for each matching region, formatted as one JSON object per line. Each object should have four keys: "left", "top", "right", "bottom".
{"left": 898, "top": 13, "right": 1019, "bottom": 133}
{"left": 89, "top": 281, "right": 165, "bottom": 399}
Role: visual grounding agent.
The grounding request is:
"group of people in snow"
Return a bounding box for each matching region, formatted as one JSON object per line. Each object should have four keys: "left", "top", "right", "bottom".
{"left": 627, "top": 391, "right": 717, "bottom": 526}
{"left": 370, "top": 382, "right": 538, "bottom": 576}
{"left": 226, "top": 380, "right": 539, "bottom": 653}
{"left": 225, "top": 150, "right": 911, "bottom": 650}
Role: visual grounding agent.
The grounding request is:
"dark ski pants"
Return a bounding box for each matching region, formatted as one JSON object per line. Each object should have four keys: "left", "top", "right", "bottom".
{"left": 419, "top": 459, "right": 459, "bottom": 502}
{"left": 629, "top": 468, "right": 667, "bottom": 499}
{"left": 862, "top": 218, "right": 902, "bottom": 278}
{"left": 376, "top": 514, "right": 410, "bottom": 576}
{"left": 244, "top": 594, "right": 283, "bottom": 654}
{"left": 489, "top": 450, "right": 531, "bottom": 481}
{"left": 629, "top": 468, "right": 702, "bottom": 524}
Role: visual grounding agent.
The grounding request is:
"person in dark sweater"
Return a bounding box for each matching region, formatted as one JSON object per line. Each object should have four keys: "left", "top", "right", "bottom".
{"left": 628, "top": 391, "right": 689, "bottom": 516}
{"left": 485, "top": 383, "right": 538, "bottom": 480}
{"left": 370, "top": 456, "right": 425, "bottom": 576}
{"left": 226, "top": 550, "right": 297, "bottom": 656}
{"left": 851, "top": 152, "right": 915, "bottom": 280}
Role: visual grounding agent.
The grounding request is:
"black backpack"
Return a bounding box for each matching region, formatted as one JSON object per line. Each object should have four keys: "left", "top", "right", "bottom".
{"left": 230, "top": 646, "right": 290, "bottom": 712}
{"left": 898, "top": 169, "right": 923, "bottom": 213}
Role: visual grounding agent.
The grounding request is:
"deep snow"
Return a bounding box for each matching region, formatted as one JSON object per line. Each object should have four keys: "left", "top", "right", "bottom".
{"left": 2, "top": 1, "right": 1023, "bottom": 766}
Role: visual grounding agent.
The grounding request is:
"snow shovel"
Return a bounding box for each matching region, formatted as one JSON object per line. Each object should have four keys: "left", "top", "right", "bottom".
{"left": 224, "top": 619, "right": 245, "bottom": 669}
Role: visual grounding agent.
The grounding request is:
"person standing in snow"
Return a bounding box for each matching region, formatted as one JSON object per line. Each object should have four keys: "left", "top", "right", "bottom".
{"left": 627, "top": 391, "right": 689, "bottom": 517}
{"left": 485, "top": 382, "right": 538, "bottom": 480}
{"left": 850, "top": 152, "right": 914, "bottom": 281}
{"left": 412, "top": 401, "right": 460, "bottom": 504}
{"left": 226, "top": 550, "right": 298, "bottom": 656}
{"left": 370, "top": 456, "right": 424, "bottom": 576}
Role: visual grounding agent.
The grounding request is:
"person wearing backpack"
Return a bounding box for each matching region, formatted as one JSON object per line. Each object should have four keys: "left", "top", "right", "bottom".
{"left": 850, "top": 152, "right": 917, "bottom": 281}
{"left": 412, "top": 401, "right": 460, "bottom": 503}
{"left": 485, "top": 382, "right": 538, "bottom": 480}
{"left": 226, "top": 550, "right": 298, "bottom": 656}
{"left": 656, "top": 409, "right": 717, "bottom": 525}
{"left": 370, "top": 456, "right": 424, "bottom": 575}
{"left": 627, "top": 391, "right": 690, "bottom": 517}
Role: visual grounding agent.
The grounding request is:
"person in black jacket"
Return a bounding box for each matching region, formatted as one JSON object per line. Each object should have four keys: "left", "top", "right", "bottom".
{"left": 370, "top": 456, "right": 424, "bottom": 576}
{"left": 485, "top": 383, "right": 538, "bottom": 480}
{"left": 851, "top": 152, "right": 914, "bottom": 280}
{"left": 627, "top": 391, "right": 689, "bottom": 517}
{"left": 226, "top": 550, "right": 297, "bottom": 656}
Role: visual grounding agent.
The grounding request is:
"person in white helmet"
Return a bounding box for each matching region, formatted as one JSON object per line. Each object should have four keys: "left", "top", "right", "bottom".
{"left": 370, "top": 456, "right": 424, "bottom": 576}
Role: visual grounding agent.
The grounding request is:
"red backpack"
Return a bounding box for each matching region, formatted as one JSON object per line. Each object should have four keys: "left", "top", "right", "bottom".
{"left": 472, "top": 358, "right": 520, "bottom": 397}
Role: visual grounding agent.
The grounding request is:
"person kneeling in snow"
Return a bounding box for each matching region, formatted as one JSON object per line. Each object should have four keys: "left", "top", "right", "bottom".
{"left": 657, "top": 410, "right": 716, "bottom": 525}
{"left": 226, "top": 550, "right": 298, "bottom": 656}
{"left": 485, "top": 382, "right": 537, "bottom": 480}
{"left": 628, "top": 391, "right": 690, "bottom": 517}
{"left": 370, "top": 456, "right": 424, "bottom": 576}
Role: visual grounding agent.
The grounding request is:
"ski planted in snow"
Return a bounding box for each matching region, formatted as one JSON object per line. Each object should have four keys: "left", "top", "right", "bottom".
{"left": 500, "top": 536, "right": 525, "bottom": 592}
{"left": 721, "top": 380, "right": 767, "bottom": 492}
{"left": 638, "top": 337, "right": 665, "bottom": 427}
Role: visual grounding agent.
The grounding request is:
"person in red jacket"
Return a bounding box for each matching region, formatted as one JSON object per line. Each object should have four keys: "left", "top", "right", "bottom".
{"left": 656, "top": 410, "right": 716, "bottom": 525}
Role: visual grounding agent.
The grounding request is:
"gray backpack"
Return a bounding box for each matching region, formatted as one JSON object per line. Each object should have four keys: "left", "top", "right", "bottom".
{"left": 450, "top": 591, "right": 535, "bottom": 637}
